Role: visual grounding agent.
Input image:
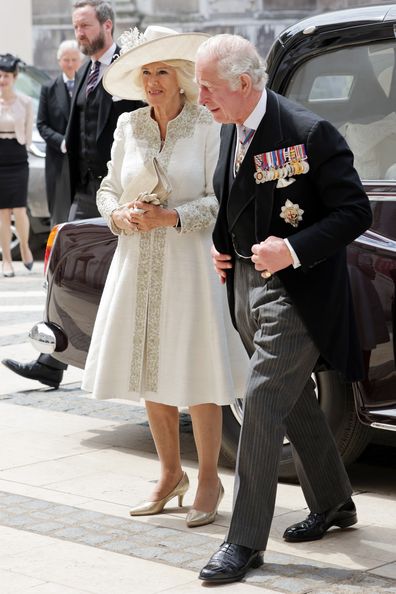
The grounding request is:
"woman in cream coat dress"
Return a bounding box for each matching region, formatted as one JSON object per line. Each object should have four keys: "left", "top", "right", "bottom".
{"left": 82, "top": 26, "right": 247, "bottom": 527}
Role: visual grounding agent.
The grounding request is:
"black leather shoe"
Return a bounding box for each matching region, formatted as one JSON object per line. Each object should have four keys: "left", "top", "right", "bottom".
{"left": 2, "top": 359, "right": 63, "bottom": 389}
{"left": 199, "top": 542, "right": 263, "bottom": 584}
{"left": 283, "top": 498, "right": 357, "bottom": 542}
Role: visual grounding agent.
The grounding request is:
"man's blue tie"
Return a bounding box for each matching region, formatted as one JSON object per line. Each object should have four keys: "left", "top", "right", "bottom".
{"left": 65, "top": 79, "right": 74, "bottom": 97}
{"left": 86, "top": 60, "right": 100, "bottom": 97}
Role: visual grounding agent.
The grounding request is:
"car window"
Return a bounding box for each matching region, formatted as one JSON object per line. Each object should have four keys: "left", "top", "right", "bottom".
{"left": 14, "top": 66, "right": 50, "bottom": 148}
{"left": 15, "top": 71, "right": 42, "bottom": 113}
{"left": 285, "top": 41, "right": 396, "bottom": 182}
{"left": 309, "top": 75, "right": 354, "bottom": 102}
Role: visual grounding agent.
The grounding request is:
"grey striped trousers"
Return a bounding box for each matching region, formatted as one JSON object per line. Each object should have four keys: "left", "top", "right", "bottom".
{"left": 227, "top": 260, "right": 352, "bottom": 550}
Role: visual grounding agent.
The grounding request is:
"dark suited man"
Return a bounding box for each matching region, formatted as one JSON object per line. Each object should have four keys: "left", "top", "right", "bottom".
{"left": 195, "top": 34, "right": 372, "bottom": 584}
{"left": 2, "top": 0, "right": 142, "bottom": 387}
{"left": 37, "top": 40, "right": 82, "bottom": 226}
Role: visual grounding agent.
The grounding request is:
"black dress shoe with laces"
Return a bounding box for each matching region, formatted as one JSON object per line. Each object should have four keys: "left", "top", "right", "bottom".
{"left": 199, "top": 542, "right": 263, "bottom": 584}
{"left": 2, "top": 359, "right": 63, "bottom": 389}
{"left": 283, "top": 498, "right": 357, "bottom": 542}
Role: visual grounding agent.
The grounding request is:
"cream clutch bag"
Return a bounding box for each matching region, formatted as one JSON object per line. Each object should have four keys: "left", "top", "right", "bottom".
{"left": 119, "top": 157, "right": 172, "bottom": 207}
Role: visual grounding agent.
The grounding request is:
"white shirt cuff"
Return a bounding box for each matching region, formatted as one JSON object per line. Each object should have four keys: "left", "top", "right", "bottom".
{"left": 284, "top": 238, "right": 301, "bottom": 269}
{"left": 61, "top": 139, "right": 67, "bottom": 154}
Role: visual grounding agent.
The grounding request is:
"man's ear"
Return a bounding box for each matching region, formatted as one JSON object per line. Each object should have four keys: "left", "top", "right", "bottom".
{"left": 104, "top": 19, "right": 113, "bottom": 35}
{"left": 240, "top": 74, "right": 252, "bottom": 95}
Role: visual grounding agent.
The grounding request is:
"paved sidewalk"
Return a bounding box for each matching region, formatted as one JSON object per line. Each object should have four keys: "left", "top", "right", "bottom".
{"left": 0, "top": 381, "right": 395, "bottom": 594}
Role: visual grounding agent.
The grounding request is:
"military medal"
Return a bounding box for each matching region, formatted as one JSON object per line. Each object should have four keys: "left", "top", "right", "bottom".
{"left": 254, "top": 143, "right": 309, "bottom": 186}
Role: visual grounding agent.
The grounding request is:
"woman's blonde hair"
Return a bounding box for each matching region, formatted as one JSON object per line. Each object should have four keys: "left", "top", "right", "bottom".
{"left": 131, "top": 59, "right": 198, "bottom": 103}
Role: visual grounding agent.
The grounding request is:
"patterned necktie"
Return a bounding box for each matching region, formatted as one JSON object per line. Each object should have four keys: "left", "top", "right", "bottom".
{"left": 235, "top": 125, "right": 255, "bottom": 174}
{"left": 65, "top": 79, "right": 74, "bottom": 98}
{"left": 86, "top": 60, "right": 100, "bottom": 97}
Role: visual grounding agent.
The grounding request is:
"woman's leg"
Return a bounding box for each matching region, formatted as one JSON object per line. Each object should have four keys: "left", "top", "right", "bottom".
{"left": 145, "top": 400, "right": 184, "bottom": 500}
{"left": 0, "top": 209, "right": 14, "bottom": 272}
{"left": 189, "top": 403, "right": 222, "bottom": 512}
{"left": 13, "top": 207, "right": 33, "bottom": 264}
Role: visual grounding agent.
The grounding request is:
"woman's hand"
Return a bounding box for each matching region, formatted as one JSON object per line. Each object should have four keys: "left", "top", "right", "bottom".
{"left": 130, "top": 201, "right": 178, "bottom": 231}
{"left": 111, "top": 203, "right": 136, "bottom": 232}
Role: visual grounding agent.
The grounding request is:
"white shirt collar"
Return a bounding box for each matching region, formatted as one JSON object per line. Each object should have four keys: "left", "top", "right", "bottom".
{"left": 93, "top": 42, "right": 116, "bottom": 67}
{"left": 62, "top": 73, "right": 74, "bottom": 84}
{"left": 243, "top": 88, "right": 267, "bottom": 131}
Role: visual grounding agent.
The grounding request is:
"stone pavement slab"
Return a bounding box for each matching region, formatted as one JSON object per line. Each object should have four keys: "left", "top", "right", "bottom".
{"left": 0, "top": 385, "right": 395, "bottom": 593}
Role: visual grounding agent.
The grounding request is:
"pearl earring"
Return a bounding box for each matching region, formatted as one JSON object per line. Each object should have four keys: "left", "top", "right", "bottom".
{"left": 179, "top": 88, "right": 185, "bottom": 94}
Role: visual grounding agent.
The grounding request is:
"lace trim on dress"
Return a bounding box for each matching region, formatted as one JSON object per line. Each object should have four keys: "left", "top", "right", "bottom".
{"left": 129, "top": 227, "right": 166, "bottom": 393}
{"left": 107, "top": 103, "right": 217, "bottom": 393}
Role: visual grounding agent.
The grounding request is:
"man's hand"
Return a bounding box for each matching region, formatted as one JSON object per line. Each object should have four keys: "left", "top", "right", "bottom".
{"left": 211, "top": 245, "right": 233, "bottom": 284}
{"left": 251, "top": 236, "right": 293, "bottom": 278}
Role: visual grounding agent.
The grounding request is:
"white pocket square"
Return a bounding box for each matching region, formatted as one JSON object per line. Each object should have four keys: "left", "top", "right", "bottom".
{"left": 276, "top": 177, "right": 296, "bottom": 188}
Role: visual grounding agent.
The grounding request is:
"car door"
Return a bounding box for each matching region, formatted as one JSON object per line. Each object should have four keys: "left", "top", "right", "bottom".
{"left": 281, "top": 37, "right": 396, "bottom": 429}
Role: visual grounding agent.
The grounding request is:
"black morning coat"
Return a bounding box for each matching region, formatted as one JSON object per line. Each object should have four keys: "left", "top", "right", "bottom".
{"left": 37, "top": 73, "right": 72, "bottom": 224}
{"left": 213, "top": 89, "right": 373, "bottom": 382}
{"left": 64, "top": 46, "right": 143, "bottom": 203}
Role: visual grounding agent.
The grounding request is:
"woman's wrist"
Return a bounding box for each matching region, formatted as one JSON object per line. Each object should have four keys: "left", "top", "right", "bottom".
{"left": 172, "top": 209, "right": 180, "bottom": 228}
{"left": 110, "top": 207, "right": 124, "bottom": 229}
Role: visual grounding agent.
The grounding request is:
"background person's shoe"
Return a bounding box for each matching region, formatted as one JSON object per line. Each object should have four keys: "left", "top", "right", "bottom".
{"left": 283, "top": 498, "right": 357, "bottom": 542}
{"left": 23, "top": 260, "right": 34, "bottom": 271}
{"left": 2, "top": 359, "right": 63, "bottom": 389}
{"left": 2, "top": 264, "right": 15, "bottom": 277}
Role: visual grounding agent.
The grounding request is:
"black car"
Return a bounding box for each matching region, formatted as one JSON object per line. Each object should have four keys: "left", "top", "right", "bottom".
{"left": 30, "top": 4, "right": 396, "bottom": 481}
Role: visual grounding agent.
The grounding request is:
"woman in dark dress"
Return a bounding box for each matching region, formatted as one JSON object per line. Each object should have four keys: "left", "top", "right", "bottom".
{"left": 0, "top": 54, "right": 33, "bottom": 277}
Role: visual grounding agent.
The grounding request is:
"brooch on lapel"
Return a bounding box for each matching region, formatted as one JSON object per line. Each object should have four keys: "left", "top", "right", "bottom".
{"left": 280, "top": 199, "right": 304, "bottom": 228}
{"left": 254, "top": 144, "right": 309, "bottom": 188}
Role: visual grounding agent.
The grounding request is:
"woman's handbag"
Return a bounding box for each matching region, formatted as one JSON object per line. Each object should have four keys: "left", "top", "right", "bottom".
{"left": 119, "top": 157, "right": 172, "bottom": 206}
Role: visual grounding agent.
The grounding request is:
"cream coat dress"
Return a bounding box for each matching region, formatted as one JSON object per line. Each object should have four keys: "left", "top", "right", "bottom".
{"left": 82, "top": 103, "right": 248, "bottom": 406}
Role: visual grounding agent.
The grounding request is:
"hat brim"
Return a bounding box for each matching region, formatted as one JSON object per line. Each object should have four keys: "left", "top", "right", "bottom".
{"left": 103, "top": 32, "right": 209, "bottom": 100}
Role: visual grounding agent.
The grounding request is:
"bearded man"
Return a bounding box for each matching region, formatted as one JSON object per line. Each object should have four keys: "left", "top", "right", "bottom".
{"left": 66, "top": 0, "right": 143, "bottom": 219}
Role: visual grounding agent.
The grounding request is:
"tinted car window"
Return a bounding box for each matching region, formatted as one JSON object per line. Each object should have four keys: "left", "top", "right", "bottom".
{"left": 14, "top": 65, "right": 50, "bottom": 150}
{"left": 286, "top": 41, "right": 396, "bottom": 182}
{"left": 309, "top": 75, "right": 354, "bottom": 101}
{"left": 15, "top": 71, "right": 41, "bottom": 103}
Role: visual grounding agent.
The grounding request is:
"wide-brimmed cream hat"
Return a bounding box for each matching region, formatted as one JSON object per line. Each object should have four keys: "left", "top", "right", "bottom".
{"left": 103, "top": 25, "right": 209, "bottom": 100}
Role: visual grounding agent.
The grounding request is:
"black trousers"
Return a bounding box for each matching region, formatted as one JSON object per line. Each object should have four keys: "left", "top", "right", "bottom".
{"left": 68, "top": 176, "right": 101, "bottom": 221}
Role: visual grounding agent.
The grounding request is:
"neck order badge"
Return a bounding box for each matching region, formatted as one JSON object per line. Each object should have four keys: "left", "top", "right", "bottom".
{"left": 235, "top": 125, "right": 255, "bottom": 174}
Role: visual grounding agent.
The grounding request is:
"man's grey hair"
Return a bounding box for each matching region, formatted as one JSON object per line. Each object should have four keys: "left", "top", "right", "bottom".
{"left": 196, "top": 34, "right": 267, "bottom": 91}
{"left": 57, "top": 39, "right": 80, "bottom": 60}
{"left": 73, "top": 0, "right": 114, "bottom": 33}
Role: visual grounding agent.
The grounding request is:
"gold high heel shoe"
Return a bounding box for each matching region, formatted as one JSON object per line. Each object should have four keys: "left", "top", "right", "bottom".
{"left": 186, "top": 481, "right": 224, "bottom": 528}
{"left": 129, "top": 472, "right": 189, "bottom": 516}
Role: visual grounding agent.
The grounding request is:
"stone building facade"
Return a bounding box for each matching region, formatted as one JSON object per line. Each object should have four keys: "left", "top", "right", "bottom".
{"left": 33, "top": 0, "right": 394, "bottom": 75}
